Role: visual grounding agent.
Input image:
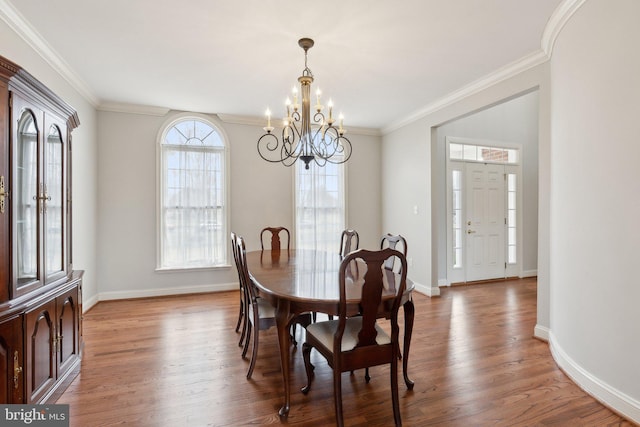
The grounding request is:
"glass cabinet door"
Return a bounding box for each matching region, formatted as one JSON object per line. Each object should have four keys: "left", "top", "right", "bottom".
{"left": 45, "top": 124, "right": 64, "bottom": 278}
{"left": 15, "top": 110, "right": 39, "bottom": 289}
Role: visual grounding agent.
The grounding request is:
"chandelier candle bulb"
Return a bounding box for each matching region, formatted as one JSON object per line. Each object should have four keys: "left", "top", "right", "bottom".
{"left": 328, "top": 99, "right": 333, "bottom": 121}
{"left": 263, "top": 108, "right": 274, "bottom": 133}
{"left": 292, "top": 87, "right": 299, "bottom": 110}
{"left": 315, "top": 88, "right": 322, "bottom": 111}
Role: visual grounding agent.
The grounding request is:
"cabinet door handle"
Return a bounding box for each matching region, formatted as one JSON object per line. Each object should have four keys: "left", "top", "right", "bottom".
{"left": 34, "top": 183, "right": 51, "bottom": 213}
{"left": 0, "top": 176, "right": 7, "bottom": 214}
{"left": 13, "top": 351, "right": 22, "bottom": 390}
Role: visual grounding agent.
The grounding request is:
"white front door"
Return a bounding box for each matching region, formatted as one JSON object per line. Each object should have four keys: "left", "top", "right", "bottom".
{"left": 465, "top": 162, "right": 505, "bottom": 281}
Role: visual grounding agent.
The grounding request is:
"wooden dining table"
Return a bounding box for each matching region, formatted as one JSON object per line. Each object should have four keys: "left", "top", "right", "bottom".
{"left": 246, "top": 248, "right": 415, "bottom": 417}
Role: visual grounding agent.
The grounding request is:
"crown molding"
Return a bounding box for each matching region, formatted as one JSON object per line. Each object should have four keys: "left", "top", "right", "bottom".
{"left": 98, "top": 102, "right": 170, "bottom": 116}
{"left": 217, "top": 113, "right": 260, "bottom": 126}
{"left": 382, "top": 0, "right": 588, "bottom": 135}
{"left": 0, "top": 0, "right": 100, "bottom": 107}
{"left": 541, "top": 0, "right": 588, "bottom": 56}
{"left": 218, "top": 113, "right": 382, "bottom": 137}
{"left": 382, "top": 48, "right": 549, "bottom": 134}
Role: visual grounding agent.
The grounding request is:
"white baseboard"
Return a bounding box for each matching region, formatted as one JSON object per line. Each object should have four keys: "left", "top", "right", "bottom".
{"left": 549, "top": 332, "right": 640, "bottom": 424}
{"left": 438, "top": 278, "right": 449, "bottom": 287}
{"left": 83, "top": 294, "right": 100, "bottom": 313}
{"left": 414, "top": 282, "right": 440, "bottom": 297}
{"left": 96, "top": 282, "right": 237, "bottom": 303}
{"left": 522, "top": 269, "right": 538, "bottom": 278}
{"left": 533, "top": 324, "right": 550, "bottom": 341}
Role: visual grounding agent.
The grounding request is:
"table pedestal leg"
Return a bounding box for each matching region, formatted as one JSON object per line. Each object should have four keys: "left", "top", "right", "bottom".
{"left": 403, "top": 299, "right": 415, "bottom": 390}
{"left": 276, "top": 299, "right": 293, "bottom": 416}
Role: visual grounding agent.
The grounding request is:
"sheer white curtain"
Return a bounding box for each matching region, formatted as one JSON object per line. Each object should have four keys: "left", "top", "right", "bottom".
{"left": 159, "top": 118, "right": 226, "bottom": 269}
{"left": 295, "top": 160, "right": 345, "bottom": 252}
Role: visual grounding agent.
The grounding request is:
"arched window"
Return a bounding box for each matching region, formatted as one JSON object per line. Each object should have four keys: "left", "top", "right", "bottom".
{"left": 157, "top": 115, "right": 228, "bottom": 270}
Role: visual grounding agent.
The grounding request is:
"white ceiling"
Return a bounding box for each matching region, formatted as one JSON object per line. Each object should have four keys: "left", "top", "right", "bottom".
{"left": 4, "top": 0, "right": 562, "bottom": 130}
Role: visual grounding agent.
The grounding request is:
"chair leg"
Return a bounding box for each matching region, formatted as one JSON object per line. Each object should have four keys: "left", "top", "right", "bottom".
{"left": 238, "top": 314, "right": 247, "bottom": 347}
{"left": 235, "top": 296, "right": 244, "bottom": 333}
{"left": 290, "top": 324, "right": 297, "bottom": 346}
{"left": 300, "top": 343, "right": 314, "bottom": 394}
{"left": 391, "top": 359, "right": 401, "bottom": 426}
{"left": 241, "top": 319, "right": 251, "bottom": 359}
{"left": 247, "top": 324, "right": 259, "bottom": 379}
{"left": 365, "top": 367, "right": 371, "bottom": 383}
{"left": 333, "top": 369, "right": 344, "bottom": 427}
{"left": 238, "top": 300, "right": 247, "bottom": 347}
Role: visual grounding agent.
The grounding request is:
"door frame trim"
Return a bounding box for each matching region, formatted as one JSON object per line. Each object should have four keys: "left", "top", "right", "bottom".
{"left": 445, "top": 136, "right": 523, "bottom": 285}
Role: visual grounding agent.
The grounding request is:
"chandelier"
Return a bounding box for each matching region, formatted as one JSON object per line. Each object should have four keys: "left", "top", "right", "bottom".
{"left": 257, "top": 38, "right": 352, "bottom": 169}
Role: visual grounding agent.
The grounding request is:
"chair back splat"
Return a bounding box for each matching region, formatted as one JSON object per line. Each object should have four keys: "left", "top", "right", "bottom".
{"left": 380, "top": 233, "right": 407, "bottom": 273}
{"left": 260, "top": 226, "right": 290, "bottom": 251}
{"left": 339, "top": 229, "right": 359, "bottom": 257}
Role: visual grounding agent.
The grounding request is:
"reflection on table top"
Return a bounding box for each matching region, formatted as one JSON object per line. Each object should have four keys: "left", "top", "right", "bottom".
{"left": 246, "top": 249, "right": 413, "bottom": 303}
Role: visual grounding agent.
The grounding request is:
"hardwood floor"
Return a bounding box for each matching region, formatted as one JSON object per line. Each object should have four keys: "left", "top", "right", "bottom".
{"left": 58, "top": 278, "right": 634, "bottom": 426}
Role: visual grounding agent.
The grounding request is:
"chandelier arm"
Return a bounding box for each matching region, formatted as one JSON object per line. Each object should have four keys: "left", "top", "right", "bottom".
{"left": 281, "top": 139, "right": 298, "bottom": 165}
{"left": 316, "top": 126, "right": 341, "bottom": 155}
{"left": 289, "top": 119, "right": 302, "bottom": 141}
{"left": 312, "top": 155, "right": 328, "bottom": 168}
{"left": 325, "top": 136, "right": 353, "bottom": 164}
{"left": 257, "top": 133, "right": 296, "bottom": 163}
{"left": 312, "top": 111, "right": 325, "bottom": 125}
{"left": 319, "top": 127, "right": 352, "bottom": 164}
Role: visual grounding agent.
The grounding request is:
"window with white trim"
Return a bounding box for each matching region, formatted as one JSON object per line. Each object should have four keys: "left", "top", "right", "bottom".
{"left": 506, "top": 173, "right": 517, "bottom": 264}
{"left": 451, "top": 169, "right": 463, "bottom": 269}
{"left": 157, "top": 116, "right": 228, "bottom": 269}
{"left": 450, "top": 142, "right": 519, "bottom": 164}
{"left": 295, "top": 160, "right": 346, "bottom": 252}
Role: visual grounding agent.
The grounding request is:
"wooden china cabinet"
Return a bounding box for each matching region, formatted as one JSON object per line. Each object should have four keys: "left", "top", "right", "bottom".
{"left": 0, "top": 54, "right": 82, "bottom": 404}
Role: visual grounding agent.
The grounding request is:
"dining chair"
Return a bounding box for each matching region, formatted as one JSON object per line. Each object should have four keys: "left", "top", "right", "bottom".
{"left": 376, "top": 233, "right": 410, "bottom": 381}
{"left": 339, "top": 229, "right": 359, "bottom": 257}
{"left": 380, "top": 233, "right": 408, "bottom": 273}
{"left": 260, "top": 226, "right": 290, "bottom": 251}
{"left": 260, "top": 226, "right": 310, "bottom": 341}
{"left": 234, "top": 234, "right": 278, "bottom": 379}
{"left": 230, "top": 232, "right": 248, "bottom": 348}
{"left": 301, "top": 248, "right": 407, "bottom": 427}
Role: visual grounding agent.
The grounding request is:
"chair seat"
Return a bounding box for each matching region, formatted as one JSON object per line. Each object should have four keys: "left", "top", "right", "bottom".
{"left": 306, "top": 317, "right": 391, "bottom": 352}
{"left": 257, "top": 297, "right": 276, "bottom": 317}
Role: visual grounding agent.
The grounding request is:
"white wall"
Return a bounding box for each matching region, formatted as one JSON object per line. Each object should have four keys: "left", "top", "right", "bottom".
{"left": 96, "top": 110, "right": 382, "bottom": 300}
{"left": 549, "top": 0, "right": 640, "bottom": 420}
{"left": 382, "top": 64, "right": 550, "bottom": 307}
{"left": 0, "top": 20, "right": 99, "bottom": 308}
{"left": 434, "top": 91, "right": 539, "bottom": 283}
{"left": 382, "top": 119, "right": 432, "bottom": 295}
